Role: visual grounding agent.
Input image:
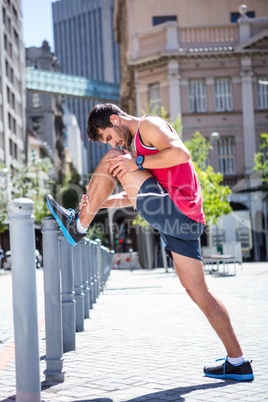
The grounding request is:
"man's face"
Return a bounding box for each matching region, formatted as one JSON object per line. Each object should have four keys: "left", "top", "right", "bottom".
{"left": 99, "top": 123, "right": 132, "bottom": 149}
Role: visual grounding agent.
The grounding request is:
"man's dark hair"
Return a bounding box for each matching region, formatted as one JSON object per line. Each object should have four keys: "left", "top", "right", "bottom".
{"left": 87, "top": 103, "right": 127, "bottom": 142}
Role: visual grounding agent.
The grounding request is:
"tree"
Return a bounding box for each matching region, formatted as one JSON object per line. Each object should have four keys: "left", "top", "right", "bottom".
{"left": 254, "top": 133, "right": 268, "bottom": 184}
{"left": 185, "top": 132, "right": 232, "bottom": 225}
{"left": 0, "top": 157, "right": 54, "bottom": 232}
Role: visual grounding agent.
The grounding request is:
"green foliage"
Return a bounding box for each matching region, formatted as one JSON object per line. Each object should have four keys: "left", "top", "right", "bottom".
{"left": 194, "top": 164, "right": 232, "bottom": 225}
{"left": 87, "top": 223, "right": 108, "bottom": 243}
{"left": 184, "top": 131, "right": 232, "bottom": 224}
{"left": 254, "top": 133, "right": 268, "bottom": 184}
{"left": 184, "top": 132, "right": 211, "bottom": 171}
{"left": 0, "top": 158, "right": 54, "bottom": 232}
{"left": 141, "top": 102, "right": 183, "bottom": 137}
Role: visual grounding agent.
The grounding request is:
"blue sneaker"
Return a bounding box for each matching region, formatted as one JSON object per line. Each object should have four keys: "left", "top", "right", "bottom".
{"left": 204, "top": 357, "right": 254, "bottom": 381}
{"left": 46, "top": 194, "right": 86, "bottom": 246}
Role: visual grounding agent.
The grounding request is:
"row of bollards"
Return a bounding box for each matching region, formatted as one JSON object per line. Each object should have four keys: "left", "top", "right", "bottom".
{"left": 8, "top": 200, "right": 113, "bottom": 402}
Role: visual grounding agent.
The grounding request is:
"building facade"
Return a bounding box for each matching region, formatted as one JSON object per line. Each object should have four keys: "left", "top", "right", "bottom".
{"left": 26, "top": 41, "right": 66, "bottom": 181}
{"left": 0, "top": 0, "right": 25, "bottom": 167}
{"left": 52, "top": 0, "right": 121, "bottom": 172}
{"left": 114, "top": 0, "right": 268, "bottom": 260}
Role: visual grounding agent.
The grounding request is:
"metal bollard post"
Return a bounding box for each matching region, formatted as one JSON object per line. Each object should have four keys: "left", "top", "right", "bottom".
{"left": 96, "top": 239, "right": 103, "bottom": 293}
{"left": 87, "top": 240, "right": 94, "bottom": 309}
{"left": 42, "top": 217, "right": 65, "bottom": 383}
{"left": 92, "top": 241, "right": 98, "bottom": 302}
{"left": 129, "top": 248, "right": 134, "bottom": 272}
{"left": 59, "top": 232, "right": 76, "bottom": 352}
{"left": 81, "top": 239, "right": 90, "bottom": 318}
{"left": 73, "top": 243, "right": 84, "bottom": 332}
{"left": 102, "top": 246, "right": 109, "bottom": 284}
{"left": 8, "top": 199, "right": 41, "bottom": 401}
{"left": 110, "top": 250, "right": 115, "bottom": 278}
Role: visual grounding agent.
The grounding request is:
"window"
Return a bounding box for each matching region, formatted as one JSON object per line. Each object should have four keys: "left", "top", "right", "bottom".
{"left": 218, "top": 137, "right": 236, "bottom": 175}
{"left": 13, "top": 118, "right": 16, "bottom": 134}
{"left": 9, "top": 139, "right": 13, "bottom": 156}
{"left": 5, "top": 59, "right": 9, "bottom": 78}
{"left": 214, "top": 79, "right": 233, "bottom": 112}
{"left": 257, "top": 77, "right": 268, "bottom": 109}
{"left": 148, "top": 83, "right": 161, "bottom": 114}
{"left": 6, "top": 86, "right": 10, "bottom": 104}
{"left": 153, "top": 16, "right": 177, "bottom": 26}
{"left": 14, "top": 29, "right": 19, "bottom": 48}
{"left": 4, "top": 34, "right": 7, "bottom": 51}
{"left": 32, "top": 92, "right": 40, "bottom": 108}
{"left": 11, "top": 93, "right": 15, "bottom": 110}
{"left": 189, "top": 80, "right": 207, "bottom": 113}
{"left": 32, "top": 116, "right": 42, "bottom": 134}
{"left": 230, "top": 11, "right": 255, "bottom": 23}
{"left": 8, "top": 113, "right": 12, "bottom": 130}
{"left": 2, "top": 7, "right": 6, "bottom": 25}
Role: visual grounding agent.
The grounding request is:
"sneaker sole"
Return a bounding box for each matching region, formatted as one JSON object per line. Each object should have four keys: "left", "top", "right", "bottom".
{"left": 46, "top": 199, "right": 77, "bottom": 246}
{"left": 204, "top": 372, "right": 254, "bottom": 381}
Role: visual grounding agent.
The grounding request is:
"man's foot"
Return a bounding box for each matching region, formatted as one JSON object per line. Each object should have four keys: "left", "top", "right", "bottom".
{"left": 46, "top": 194, "right": 86, "bottom": 246}
{"left": 204, "top": 358, "right": 254, "bottom": 381}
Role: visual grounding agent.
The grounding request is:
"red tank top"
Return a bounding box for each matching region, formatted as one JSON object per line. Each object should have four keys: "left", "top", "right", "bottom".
{"left": 134, "top": 116, "right": 206, "bottom": 225}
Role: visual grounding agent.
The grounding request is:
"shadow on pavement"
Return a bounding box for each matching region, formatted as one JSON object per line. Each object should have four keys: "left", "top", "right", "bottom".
{"left": 76, "top": 379, "right": 236, "bottom": 402}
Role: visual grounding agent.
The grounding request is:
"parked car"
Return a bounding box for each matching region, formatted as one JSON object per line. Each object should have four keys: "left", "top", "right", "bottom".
{"left": 3, "top": 250, "right": 43, "bottom": 270}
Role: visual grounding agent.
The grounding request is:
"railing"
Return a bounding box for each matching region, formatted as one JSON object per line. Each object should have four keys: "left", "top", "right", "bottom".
{"left": 8, "top": 199, "right": 113, "bottom": 402}
{"left": 132, "top": 22, "right": 239, "bottom": 60}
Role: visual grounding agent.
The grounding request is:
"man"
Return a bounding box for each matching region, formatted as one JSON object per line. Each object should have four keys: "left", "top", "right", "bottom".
{"left": 46, "top": 103, "right": 254, "bottom": 381}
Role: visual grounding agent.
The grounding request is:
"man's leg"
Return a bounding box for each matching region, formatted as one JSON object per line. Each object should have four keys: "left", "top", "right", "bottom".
{"left": 171, "top": 251, "right": 243, "bottom": 358}
{"left": 79, "top": 149, "right": 152, "bottom": 228}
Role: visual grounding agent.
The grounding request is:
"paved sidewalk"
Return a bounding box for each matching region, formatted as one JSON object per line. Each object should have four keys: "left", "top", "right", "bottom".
{"left": 0, "top": 262, "right": 268, "bottom": 401}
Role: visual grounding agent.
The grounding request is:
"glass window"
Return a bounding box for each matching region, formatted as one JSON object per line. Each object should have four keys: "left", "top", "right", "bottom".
{"left": 153, "top": 16, "right": 177, "bottom": 26}
{"left": 8, "top": 113, "right": 12, "bottom": 130}
{"left": 32, "top": 92, "right": 40, "bottom": 108}
{"left": 4, "top": 34, "right": 7, "bottom": 51}
{"left": 13, "top": 118, "right": 16, "bottom": 134}
{"left": 7, "top": 86, "right": 10, "bottom": 104}
{"left": 2, "top": 7, "right": 6, "bottom": 25}
{"left": 32, "top": 116, "right": 42, "bottom": 134}
{"left": 217, "top": 137, "right": 236, "bottom": 175}
{"left": 257, "top": 77, "right": 268, "bottom": 109}
{"left": 214, "top": 79, "right": 233, "bottom": 112}
{"left": 189, "top": 80, "right": 207, "bottom": 113}
{"left": 148, "top": 83, "right": 161, "bottom": 114}
{"left": 230, "top": 11, "right": 255, "bottom": 23}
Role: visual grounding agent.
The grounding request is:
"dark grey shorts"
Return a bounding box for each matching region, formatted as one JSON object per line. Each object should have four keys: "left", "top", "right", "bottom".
{"left": 136, "top": 177, "right": 205, "bottom": 261}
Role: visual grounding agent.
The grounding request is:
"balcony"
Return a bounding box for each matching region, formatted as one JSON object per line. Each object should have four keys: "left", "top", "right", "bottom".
{"left": 132, "top": 21, "right": 239, "bottom": 61}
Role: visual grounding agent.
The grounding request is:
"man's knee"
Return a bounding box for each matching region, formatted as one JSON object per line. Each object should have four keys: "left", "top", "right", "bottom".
{"left": 98, "top": 149, "right": 125, "bottom": 171}
{"left": 104, "top": 149, "right": 124, "bottom": 160}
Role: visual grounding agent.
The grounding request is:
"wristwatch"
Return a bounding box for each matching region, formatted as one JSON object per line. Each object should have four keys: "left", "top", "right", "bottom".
{"left": 136, "top": 155, "right": 145, "bottom": 170}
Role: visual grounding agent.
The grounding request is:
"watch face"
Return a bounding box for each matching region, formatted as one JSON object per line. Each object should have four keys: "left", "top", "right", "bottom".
{"left": 136, "top": 155, "right": 144, "bottom": 164}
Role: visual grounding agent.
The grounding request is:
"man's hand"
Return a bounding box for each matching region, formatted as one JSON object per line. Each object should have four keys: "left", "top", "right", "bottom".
{"left": 106, "top": 149, "right": 139, "bottom": 178}
{"left": 79, "top": 186, "right": 89, "bottom": 210}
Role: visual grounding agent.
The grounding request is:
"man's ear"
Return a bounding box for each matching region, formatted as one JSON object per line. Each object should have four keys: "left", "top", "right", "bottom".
{"left": 110, "top": 114, "right": 119, "bottom": 125}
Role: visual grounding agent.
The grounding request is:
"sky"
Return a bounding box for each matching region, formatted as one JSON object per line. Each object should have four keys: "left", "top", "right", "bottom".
{"left": 21, "top": 0, "right": 54, "bottom": 50}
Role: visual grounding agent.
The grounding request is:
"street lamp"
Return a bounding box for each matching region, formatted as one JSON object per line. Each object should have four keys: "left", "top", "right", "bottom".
{"left": 210, "top": 132, "right": 220, "bottom": 171}
{"left": 210, "top": 132, "right": 220, "bottom": 249}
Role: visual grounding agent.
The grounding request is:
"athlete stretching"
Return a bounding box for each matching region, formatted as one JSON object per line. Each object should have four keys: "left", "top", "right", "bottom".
{"left": 46, "top": 103, "right": 253, "bottom": 381}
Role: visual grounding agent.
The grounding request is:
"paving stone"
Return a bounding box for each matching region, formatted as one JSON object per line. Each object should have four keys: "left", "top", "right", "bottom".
{"left": 0, "top": 263, "right": 267, "bottom": 401}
